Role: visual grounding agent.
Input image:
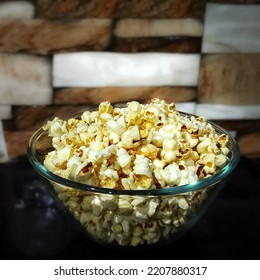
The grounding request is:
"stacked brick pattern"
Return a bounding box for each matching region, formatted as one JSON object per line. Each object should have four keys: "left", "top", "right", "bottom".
{"left": 0, "top": 0, "right": 260, "bottom": 160}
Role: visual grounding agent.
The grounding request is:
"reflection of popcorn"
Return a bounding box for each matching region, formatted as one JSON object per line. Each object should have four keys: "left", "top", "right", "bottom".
{"left": 43, "top": 99, "right": 230, "bottom": 246}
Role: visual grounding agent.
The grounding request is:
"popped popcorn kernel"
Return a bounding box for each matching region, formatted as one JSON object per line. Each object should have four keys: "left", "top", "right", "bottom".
{"left": 42, "top": 99, "right": 231, "bottom": 247}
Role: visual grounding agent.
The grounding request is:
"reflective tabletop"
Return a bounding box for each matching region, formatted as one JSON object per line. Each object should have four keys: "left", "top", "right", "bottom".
{"left": 0, "top": 157, "right": 260, "bottom": 260}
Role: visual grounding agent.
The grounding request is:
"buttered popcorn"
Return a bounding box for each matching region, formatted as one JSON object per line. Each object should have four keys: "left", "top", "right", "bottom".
{"left": 43, "top": 99, "right": 230, "bottom": 246}
{"left": 44, "top": 99, "right": 229, "bottom": 188}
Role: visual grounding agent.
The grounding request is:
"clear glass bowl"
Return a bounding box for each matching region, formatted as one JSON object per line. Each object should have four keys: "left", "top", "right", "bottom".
{"left": 27, "top": 112, "right": 240, "bottom": 249}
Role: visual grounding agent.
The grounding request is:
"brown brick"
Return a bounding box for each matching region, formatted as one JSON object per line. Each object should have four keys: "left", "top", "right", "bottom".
{"left": 36, "top": 0, "right": 117, "bottom": 18}
{"left": 36, "top": 0, "right": 260, "bottom": 19}
{"left": 0, "top": 19, "right": 112, "bottom": 54}
{"left": 112, "top": 37, "right": 201, "bottom": 53}
{"left": 238, "top": 132, "right": 260, "bottom": 158}
{"left": 36, "top": 0, "right": 191, "bottom": 18}
{"left": 115, "top": 0, "right": 192, "bottom": 18}
{"left": 198, "top": 54, "right": 260, "bottom": 105}
{"left": 54, "top": 86, "right": 197, "bottom": 105}
{"left": 11, "top": 105, "right": 98, "bottom": 131}
{"left": 4, "top": 130, "right": 33, "bottom": 159}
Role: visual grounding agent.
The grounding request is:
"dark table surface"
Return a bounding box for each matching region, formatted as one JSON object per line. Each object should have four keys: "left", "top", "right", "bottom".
{"left": 0, "top": 157, "right": 260, "bottom": 260}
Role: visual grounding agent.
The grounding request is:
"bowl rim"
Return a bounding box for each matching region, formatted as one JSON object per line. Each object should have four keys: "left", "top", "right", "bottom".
{"left": 27, "top": 111, "right": 240, "bottom": 196}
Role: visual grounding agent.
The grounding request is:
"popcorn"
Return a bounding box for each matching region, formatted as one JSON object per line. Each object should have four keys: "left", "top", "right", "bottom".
{"left": 116, "top": 148, "right": 131, "bottom": 168}
{"left": 120, "top": 125, "right": 140, "bottom": 149}
{"left": 106, "top": 120, "right": 125, "bottom": 136}
{"left": 215, "top": 154, "right": 228, "bottom": 168}
{"left": 132, "top": 197, "right": 158, "bottom": 219}
{"left": 42, "top": 99, "right": 231, "bottom": 247}
{"left": 133, "top": 155, "right": 152, "bottom": 177}
{"left": 118, "top": 197, "right": 133, "bottom": 215}
{"left": 91, "top": 196, "right": 103, "bottom": 216}
{"left": 140, "top": 143, "right": 159, "bottom": 160}
{"left": 177, "top": 197, "right": 189, "bottom": 210}
{"left": 163, "top": 163, "right": 181, "bottom": 186}
{"left": 100, "top": 194, "right": 118, "bottom": 211}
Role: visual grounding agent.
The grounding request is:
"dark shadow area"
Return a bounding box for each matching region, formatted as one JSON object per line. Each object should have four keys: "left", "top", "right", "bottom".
{"left": 0, "top": 157, "right": 259, "bottom": 260}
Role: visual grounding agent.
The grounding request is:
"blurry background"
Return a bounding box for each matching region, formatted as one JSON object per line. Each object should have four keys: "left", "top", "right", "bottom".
{"left": 0, "top": 0, "right": 260, "bottom": 260}
{"left": 0, "top": 0, "right": 259, "bottom": 161}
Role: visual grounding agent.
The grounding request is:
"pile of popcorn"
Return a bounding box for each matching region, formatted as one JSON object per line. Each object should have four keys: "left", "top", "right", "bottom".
{"left": 43, "top": 98, "right": 230, "bottom": 246}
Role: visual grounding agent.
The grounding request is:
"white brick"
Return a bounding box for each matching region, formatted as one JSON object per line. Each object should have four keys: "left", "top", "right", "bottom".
{"left": 0, "top": 1, "right": 35, "bottom": 19}
{"left": 175, "top": 102, "right": 196, "bottom": 115}
{"left": 196, "top": 104, "right": 260, "bottom": 120}
{"left": 0, "top": 105, "right": 12, "bottom": 119}
{"left": 202, "top": 4, "right": 260, "bottom": 53}
{"left": 53, "top": 52, "right": 200, "bottom": 87}
{"left": 0, "top": 54, "right": 52, "bottom": 105}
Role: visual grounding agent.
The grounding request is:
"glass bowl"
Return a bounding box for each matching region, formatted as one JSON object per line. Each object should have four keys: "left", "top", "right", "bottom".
{"left": 27, "top": 111, "right": 240, "bottom": 249}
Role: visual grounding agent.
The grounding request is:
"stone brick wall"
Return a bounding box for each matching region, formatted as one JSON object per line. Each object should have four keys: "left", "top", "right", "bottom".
{"left": 0, "top": 0, "right": 260, "bottom": 160}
